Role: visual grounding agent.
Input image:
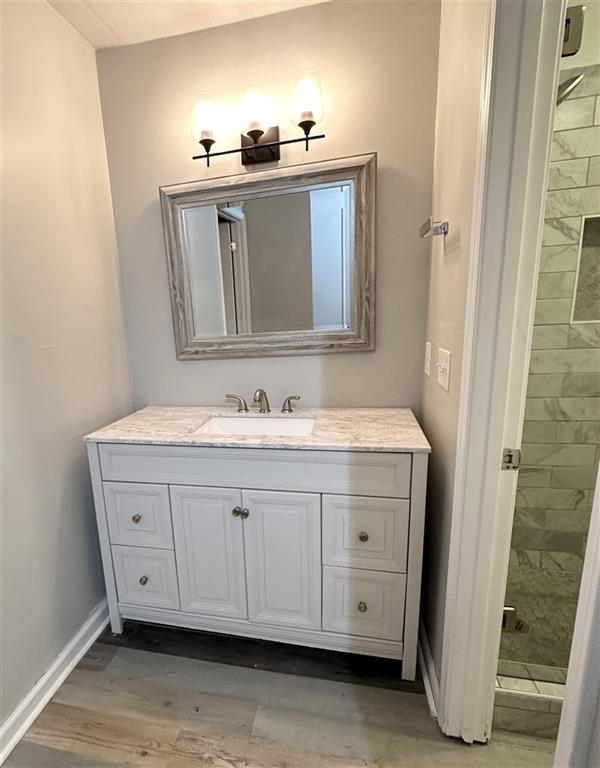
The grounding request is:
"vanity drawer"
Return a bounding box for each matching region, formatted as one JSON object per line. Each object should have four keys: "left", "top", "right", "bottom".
{"left": 322, "top": 566, "right": 406, "bottom": 641}
{"left": 322, "top": 495, "right": 409, "bottom": 573}
{"left": 112, "top": 545, "right": 180, "bottom": 609}
{"left": 104, "top": 482, "right": 173, "bottom": 549}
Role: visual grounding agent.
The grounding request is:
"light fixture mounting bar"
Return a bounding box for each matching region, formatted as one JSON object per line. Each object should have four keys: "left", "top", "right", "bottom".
{"left": 192, "top": 133, "right": 325, "bottom": 166}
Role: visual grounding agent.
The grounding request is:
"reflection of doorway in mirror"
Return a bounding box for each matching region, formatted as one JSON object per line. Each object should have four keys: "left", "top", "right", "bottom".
{"left": 310, "top": 185, "right": 351, "bottom": 331}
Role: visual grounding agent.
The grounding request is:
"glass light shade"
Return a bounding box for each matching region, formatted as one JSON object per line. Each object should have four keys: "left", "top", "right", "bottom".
{"left": 240, "top": 84, "right": 275, "bottom": 138}
{"left": 292, "top": 73, "right": 323, "bottom": 128}
{"left": 191, "top": 94, "right": 220, "bottom": 144}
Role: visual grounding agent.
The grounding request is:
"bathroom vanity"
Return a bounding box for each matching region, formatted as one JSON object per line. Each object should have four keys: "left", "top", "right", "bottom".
{"left": 85, "top": 406, "right": 429, "bottom": 680}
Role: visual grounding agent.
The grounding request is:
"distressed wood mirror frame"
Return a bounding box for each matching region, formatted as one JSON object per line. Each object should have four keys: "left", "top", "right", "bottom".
{"left": 159, "top": 154, "right": 376, "bottom": 360}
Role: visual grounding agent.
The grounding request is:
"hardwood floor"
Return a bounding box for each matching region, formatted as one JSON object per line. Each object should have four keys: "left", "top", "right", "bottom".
{"left": 6, "top": 625, "right": 556, "bottom": 767}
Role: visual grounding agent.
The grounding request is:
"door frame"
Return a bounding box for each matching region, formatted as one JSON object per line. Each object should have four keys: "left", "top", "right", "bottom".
{"left": 435, "top": 0, "right": 566, "bottom": 743}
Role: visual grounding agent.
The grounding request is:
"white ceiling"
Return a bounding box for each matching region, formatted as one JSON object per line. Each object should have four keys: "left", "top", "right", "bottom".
{"left": 48, "top": 0, "right": 328, "bottom": 49}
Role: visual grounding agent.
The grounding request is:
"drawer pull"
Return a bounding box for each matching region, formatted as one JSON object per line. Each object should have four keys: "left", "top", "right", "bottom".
{"left": 232, "top": 506, "right": 243, "bottom": 517}
{"left": 357, "top": 601, "right": 367, "bottom": 613}
{"left": 241, "top": 508, "right": 250, "bottom": 519}
{"left": 139, "top": 575, "right": 149, "bottom": 586}
{"left": 131, "top": 513, "right": 142, "bottom": 524}
{"left": 358, "top": 531, "right": 369, "bottom": 542}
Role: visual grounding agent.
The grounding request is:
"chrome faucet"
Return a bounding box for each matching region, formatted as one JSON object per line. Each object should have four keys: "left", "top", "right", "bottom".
{"left": 253, "top": 388, "right": 271, "bottom": 413}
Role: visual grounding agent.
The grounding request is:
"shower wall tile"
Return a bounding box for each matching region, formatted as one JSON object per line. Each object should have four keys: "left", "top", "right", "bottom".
{"left": 531, "top": 324, "right": 569, "bottom": 349}
{"left": 595, "top": 97, "right": 600, "bottom": 125}
{"left": 515, "top": 487, "right": 591, "bottom": 510}
{"left": 589, "top": 156, "right": 600, "bottom": 186}
{"left": 526, "top": 374, "right": 565, "bottom": 397}
{"left": 553, "top": 96, "right": 596, "bottom": 131}
{"left": 561, "top": 373, "right": 600, "bottom": 397}
{"left": 557, "top": 420, "right": 600, "bottom": 443}
{"left": 522, "top": 421, "right": 558, "bottom": 443}
{"left": 511, "top": 527, "right": 585, "bottom": 556}
{"left": 524, "top": 396, "right": 600, "bottom": 421}
{"left": 539, "top": 244, "right": 580, "bottom": 272}
{"left": 545, "top": 186, "right": 600, "bottom": 218}
{"left": 540, "top": 551, "right": 584, "bottom": 573}
{"left": 518, "top": 467, "right": 552, "bottom": 487}
{"left": 514, "top": 507, "right": 591, "bottom": 533}
{"left": 551, "top": 466, "right": 598, "bottom": 489}
{"left": 551, "top": 125, "right": 600, "bottom": 161}
{"left": 563, "top": 64, "right": 600, "bottom": 99}
{"left": 567, "top": 324, "right": 600, "bottom": 348}
{"left": 537, "top": 272, "right": 576, "bottom": 299}
{"left": 543, "top": 217, "right": 581, "bottom": 245}
{"left": 548, "top": 158, "right": 589, "bottom": 189}
{"left": 534, "top": 298, "right": 573, "bottom": 324}
{"left": 521, "top": 443, "right": 595, "bottom": 466}
{"left": 529, "top": 348, "right": 600, "bottom": 373}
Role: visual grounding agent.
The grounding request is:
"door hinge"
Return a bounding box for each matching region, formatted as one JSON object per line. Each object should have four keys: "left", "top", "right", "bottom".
{"left": 501, "top": 448, "right": 521, "bottom": 470}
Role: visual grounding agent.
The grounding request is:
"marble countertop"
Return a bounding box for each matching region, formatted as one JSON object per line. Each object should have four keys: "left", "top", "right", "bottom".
{"left": 85, "top": 406, "right": 431, "bottom": 453}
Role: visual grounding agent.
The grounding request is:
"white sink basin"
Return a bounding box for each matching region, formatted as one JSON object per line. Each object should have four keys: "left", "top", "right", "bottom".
{"left": 194, "top": 416, "right": 315, "bottom": 437}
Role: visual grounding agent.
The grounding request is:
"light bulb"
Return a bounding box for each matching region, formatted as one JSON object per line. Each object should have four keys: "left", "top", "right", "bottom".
{"left": 240, "top": 84, "right": 275, "bottom": 143}
{"left": 292, "top": 73, "right": 323, "bottom": 135}
{"left": 191, "top": 94, "right": 220, "bottom": 147}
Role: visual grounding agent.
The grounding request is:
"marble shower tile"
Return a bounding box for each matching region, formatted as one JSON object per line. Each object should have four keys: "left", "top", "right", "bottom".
{"left": 589, "top": 156, "right": 600, "bottom": 185}
{"left": 561, "top": 373, "right": 600, "bottom": 397}
{"left": 525, "top": 664, "right": 567, "bottom": 684}
{"left": 562, "top": 64, "right": 600, "bottom": 99}
{"left": 534, "top": 681, "right": 565, "bottom": 698}
{"left": 557, "top": 420, "right": 600, "bottom": 442}
{"left": 551, "top": 125, "right": 600, "bottom": 161}
{"left": 494, "top": 690, "right": 551, "bottom": 713}
{"left": 542, "top": 217, "right": 581, "bottom": 245}
{"left": 536, "top": 272, "right": 576, "bottom": 299}
{"left": 524, "top": 396, "right": 600, "bottom": 421}
{"left": 553, "top": 97, "right": 596, "bottom": 131}
{"left": 492, "top": 707, "right": 561, "bottom": 739}
{"left": 526, "top": 374, "right": 565, "bottom": 397}
{"left": 521, "top": 421, "right": 558, "bottom": 442}
{"left": 548, "top": 158, "right": 589, "bottom": 189}
{"left": 529, "top": 348, "right": 600, "bottom": 373}
{"left": 513, "top": 507, "right": 591, "bottom": 534}
{"left": 521, "top": 443, "right": 595, "bottom": 466}
{"left": 531, "top": 324, "right": 569, "bottom": 349}
{"left": 518, "top": 467, "right": 552, "bottom": 487}
{"left": 496, "top": 660, "right": 532, "bottom": 679}
{"left": 551, "top": 467, "right": 598, "bottom": 489}
{"left": 567, "top": 323, "right": 600, "bottom": 348}
{"left": 596, "top": 97, "right": 600, "bottom": 125}
{"left": 539, "top": 244, "right": 579, "bottom": 272}
{"left": 497, "top": 676, "right": 538, "bottom": 694}
{"left": 545, "top": 186, "right": 600, "bottom": 218}
{"left": 515, "top": 487, "right": 590, "bottom": 510}
{"left": 511, "top": 527, "right": 586, "bottom": 555}
{"left": 534, "top": 298, "right": 572, "bottom": 324}
{"left": 540, "top": 551, "right": 584, "bottom": 573}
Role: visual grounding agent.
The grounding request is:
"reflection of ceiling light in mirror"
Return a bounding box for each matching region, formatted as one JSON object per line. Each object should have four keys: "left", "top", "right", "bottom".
{"left": 293, "top": 73, "right": 323, "bottom": 137}
{"left": 240, "top": 84, "right": 277, "bottom": 143}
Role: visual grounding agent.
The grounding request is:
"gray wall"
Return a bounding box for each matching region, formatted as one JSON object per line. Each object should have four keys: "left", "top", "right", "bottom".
{"left": 420, "top": 0, "right": 492, "bottom": 676}
{"left": 1, "top": 0, "right": 132, "bottom": 720}
{"left": 96, "top": 0, "right": 440, "bottom": 409}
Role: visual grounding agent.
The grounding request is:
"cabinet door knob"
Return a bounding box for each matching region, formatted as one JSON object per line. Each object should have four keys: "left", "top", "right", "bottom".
{"left": 132, "top": 513, "right": 142, "bottom": 524}
{"left": 139, "top": 575, "right": 148, "bottom": 586}
{"left": 358, "top": 531, "right": 369, "bottom": 542}
{"left": 357, "top": 601, "right": 367, "bottom": 613}
{"left": 232, "top": 506, "right": 243, "bottom": 517}
{"left": 240, "top": 508, "right": 250, "bottom": 519}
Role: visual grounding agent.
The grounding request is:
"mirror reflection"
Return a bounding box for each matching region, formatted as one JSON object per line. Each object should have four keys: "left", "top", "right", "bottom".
{"left": 181, "top": 182, "right": 352, "bottom": 338}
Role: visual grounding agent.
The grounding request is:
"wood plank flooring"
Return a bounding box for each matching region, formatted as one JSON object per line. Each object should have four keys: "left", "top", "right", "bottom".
{"left": 5, "top": 626, "right": 556, "bottom": 767}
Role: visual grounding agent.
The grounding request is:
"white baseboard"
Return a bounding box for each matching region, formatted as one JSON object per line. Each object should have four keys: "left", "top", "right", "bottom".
{"left": 0, "top": 598, "right": 109, "bottom": 765}
{"left": 418, "top": 619, "right": 440, "bottom": 720}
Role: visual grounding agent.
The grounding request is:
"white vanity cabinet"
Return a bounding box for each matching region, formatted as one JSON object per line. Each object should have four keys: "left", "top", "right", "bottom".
{"left": 86, "top": 408, "right": 429, "bottom": 681}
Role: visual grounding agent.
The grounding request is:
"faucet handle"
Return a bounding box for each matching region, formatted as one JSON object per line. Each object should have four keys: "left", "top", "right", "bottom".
{"left": 281, "top": 395, "right": 301, "bottom": 413}
{"left": 225, "top": 394, "right": 249, "bottom": 413}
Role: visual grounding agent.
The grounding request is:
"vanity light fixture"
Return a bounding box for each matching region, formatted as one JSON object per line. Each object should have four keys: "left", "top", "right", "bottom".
{"left": 192, "top": 77, "right": 325, "bottom": 167}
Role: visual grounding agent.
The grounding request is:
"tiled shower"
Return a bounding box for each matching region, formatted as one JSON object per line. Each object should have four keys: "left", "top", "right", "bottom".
{"left": 499, "top": 63, "right": 600, "bottom": 688}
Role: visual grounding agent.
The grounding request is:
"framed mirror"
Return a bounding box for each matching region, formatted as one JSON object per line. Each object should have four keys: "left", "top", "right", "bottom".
{"left": 160, "top": 154, "right": 376, "bottom": 359}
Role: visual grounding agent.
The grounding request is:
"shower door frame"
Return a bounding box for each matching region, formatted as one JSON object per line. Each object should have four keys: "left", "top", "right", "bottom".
{"left": 433, "top": 0, "right": 574, "bottom": 744}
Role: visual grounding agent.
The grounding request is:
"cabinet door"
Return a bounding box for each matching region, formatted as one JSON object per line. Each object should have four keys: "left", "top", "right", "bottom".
{"left": 243, "top": 489, "right": 321, "bottom": 630}
{"left": 171, "top": 486, "right": 247, "bottom": 619}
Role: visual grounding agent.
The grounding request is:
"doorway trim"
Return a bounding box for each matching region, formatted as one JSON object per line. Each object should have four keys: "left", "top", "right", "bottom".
{"left": 436, "top": 0, "right": 566, "bottom": 743}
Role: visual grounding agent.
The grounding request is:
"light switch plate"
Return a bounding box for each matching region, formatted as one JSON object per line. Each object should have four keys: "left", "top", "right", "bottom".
{"left": 437, "top": 348, "right": 451, "bottom": 392}
{"left": 424, "top": 342, "right": 431, "bottom": 376}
